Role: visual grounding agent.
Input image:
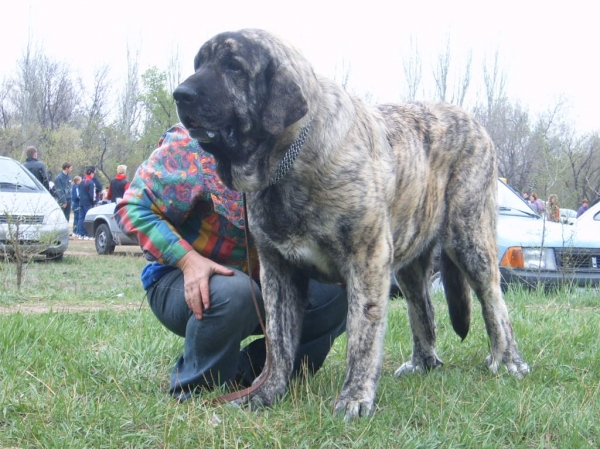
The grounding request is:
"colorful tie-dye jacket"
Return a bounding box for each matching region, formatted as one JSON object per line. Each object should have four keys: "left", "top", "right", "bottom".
{"left": 115, "top": 124, "right": 258, "bottom": 289}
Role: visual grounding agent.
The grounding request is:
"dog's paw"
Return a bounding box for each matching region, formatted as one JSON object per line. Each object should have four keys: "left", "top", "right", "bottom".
{"left": 231, "top": 379, "right": 285, "bottom": 410}
{"left": 394, "top": 361, "right": 423, "bottom": 376}
{"left": 333, "top": 396, "right": 375, "bottom": 421}
{"left": 394, "top": 356, "right": 443, "bottom": 376}
{"left": 486, "top": 355, "right": 530, "bottom": 379}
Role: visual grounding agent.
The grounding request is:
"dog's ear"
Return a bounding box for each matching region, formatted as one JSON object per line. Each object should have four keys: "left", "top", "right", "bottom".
{"left": 262, "top": 64, "right": 308, "bottom": 135}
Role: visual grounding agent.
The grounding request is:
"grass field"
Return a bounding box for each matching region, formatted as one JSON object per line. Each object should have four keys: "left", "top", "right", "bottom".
{"left": 1, "top": 240, "right": 598, "bottom": 448}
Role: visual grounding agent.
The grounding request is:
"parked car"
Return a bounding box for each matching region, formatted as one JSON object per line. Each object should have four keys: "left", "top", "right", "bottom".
{"left": 573, "top": 199, "right": 600, "bottom": 238}
{"left": 431, "top": 180, "right": 600, "bottom": 292}
{"left": 496, "top": 180, "right": 600, "bottom": 289}
{"left": 0, "top": 156, "right": 69, "bottom": 260}
{"left": 559, "top": 208, "right": 577, "bottom": 225}
{"left": 83, "top": 202, "right": 137, "bottom": 255}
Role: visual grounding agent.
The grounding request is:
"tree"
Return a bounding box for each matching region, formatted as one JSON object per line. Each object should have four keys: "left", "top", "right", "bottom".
{"left": 13, "top": 43, "right": 79, "bottom": 131}
{"left": 77, "top": 65, "right": 113, "bottom": 178}
{"left": 482, "top": 50, "right": 507, "bottom": 121}
{"left": 475, "top": 99, "right": 533, "bottom": 191}
{"left": 561, "top": 131, "right": 600, "bottom": 207}
{"left": 0, "top": 77, "right": 16, "bottom": 129}
{"left": 137, "top": 66, "right": 178, "bottom": 158}
{"left": 431, "top": 36, "right": 472, "bottom": 107}
{"left": 402, "top": 36, "right": 422, "bottom": 101}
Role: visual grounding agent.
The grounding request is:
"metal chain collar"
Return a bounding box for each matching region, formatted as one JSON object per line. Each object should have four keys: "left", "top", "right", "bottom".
{"left": 267, "top": 116, "right": 314, "bottom": 187}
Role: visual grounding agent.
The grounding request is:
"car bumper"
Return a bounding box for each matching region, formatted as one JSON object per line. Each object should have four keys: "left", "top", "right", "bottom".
{"left": 500, "top": 267, "right": 600, "bottom": 289}
{"left": 0, "top": 229, "right": 69, "bottom": 256}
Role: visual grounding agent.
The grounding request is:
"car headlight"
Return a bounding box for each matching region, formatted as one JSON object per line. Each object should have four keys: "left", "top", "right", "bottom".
{"left": 500, "top": 247, "right": 557, "bottom": 270}
{"left": 46, "top": 208, "right": 67, "bottom": 225}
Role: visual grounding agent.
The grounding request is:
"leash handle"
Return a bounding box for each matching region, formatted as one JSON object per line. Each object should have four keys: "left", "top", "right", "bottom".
{"left": 208, "top": 193, "right": 271, "bottom": 405}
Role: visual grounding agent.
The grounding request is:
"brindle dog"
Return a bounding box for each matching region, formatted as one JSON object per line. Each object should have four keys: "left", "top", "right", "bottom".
{"left": 173, "top": 29, "right": 529, "bottom": 420}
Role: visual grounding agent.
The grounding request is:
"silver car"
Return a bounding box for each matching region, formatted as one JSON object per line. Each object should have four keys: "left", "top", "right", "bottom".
{"left": 83, "top": 202, "right": 137, "bottom": 255}
{"left": 0, "top": 156, "right": 69, "bottom": 260}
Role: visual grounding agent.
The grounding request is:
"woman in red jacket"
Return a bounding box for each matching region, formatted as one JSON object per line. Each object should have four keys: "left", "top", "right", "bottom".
{"left": 106, "top": 165, "right": 130, "bottom": 202}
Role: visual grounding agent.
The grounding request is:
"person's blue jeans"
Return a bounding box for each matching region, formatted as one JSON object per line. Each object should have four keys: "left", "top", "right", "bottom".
{"left": 146, "top": 268, "right": 348, "bottom": 401}
{"left": 78, "top": 205, "right": 92, "bottom": 237}
{"left": 72, "top": 206, "right": 81, "bottom": 235}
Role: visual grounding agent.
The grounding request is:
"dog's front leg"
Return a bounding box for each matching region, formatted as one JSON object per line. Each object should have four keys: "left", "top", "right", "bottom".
{"left": 245, "top": 249, "right": 308, "bottom": 409}
{"left": 334, "top": 262, "right": 390, "bottom": 420}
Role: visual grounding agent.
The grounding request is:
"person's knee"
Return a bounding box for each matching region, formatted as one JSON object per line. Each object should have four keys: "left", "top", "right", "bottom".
{"left": 207, "top": 270, "right": 263, "bottom": 325}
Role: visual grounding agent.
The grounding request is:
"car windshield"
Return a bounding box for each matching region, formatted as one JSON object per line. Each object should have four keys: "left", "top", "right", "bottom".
{"left": 0, "top": 159, "right": 41, "bottom": 191}
{"left": 497, "top": 180, "right": 539, "bottom": 218}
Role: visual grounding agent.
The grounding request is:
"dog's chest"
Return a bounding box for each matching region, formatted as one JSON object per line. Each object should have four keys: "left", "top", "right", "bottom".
{"left": 275, "top": 237, "right": 331, "bottom": 268}
{"left": 249, "top": 189, "right": 342, "bottom": 281}
{"left": 274, "top": 236, "right": 338, "bottom": 279}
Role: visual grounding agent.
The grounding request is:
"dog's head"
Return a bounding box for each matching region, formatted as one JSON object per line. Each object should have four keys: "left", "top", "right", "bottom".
{"left": 174, "top": 29, "right": 315, "bottom": 191}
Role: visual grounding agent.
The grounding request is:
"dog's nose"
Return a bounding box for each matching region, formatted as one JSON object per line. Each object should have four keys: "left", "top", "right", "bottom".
{"left": 173, "top": 84, "right": 197, "bottom": 105}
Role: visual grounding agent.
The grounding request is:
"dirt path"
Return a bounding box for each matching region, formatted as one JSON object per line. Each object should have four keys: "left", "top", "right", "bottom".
{"left": 65, "top": 237, "right": 142, "bottom": 257}
{"left": 0, "top": 302, "right": 147, "bottom": 314}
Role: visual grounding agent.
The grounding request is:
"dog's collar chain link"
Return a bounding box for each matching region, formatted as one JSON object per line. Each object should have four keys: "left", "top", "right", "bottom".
{"left": 268, "top": 116, "right": 313, "bottom": 186}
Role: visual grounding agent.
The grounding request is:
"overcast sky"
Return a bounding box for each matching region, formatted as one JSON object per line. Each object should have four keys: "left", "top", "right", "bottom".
{"left": 1, "top": 0, "right": 598, "bottom": 132}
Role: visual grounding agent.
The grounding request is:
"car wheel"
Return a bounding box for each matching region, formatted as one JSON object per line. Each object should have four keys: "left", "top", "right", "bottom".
{"left": 95, "top": 223, "right": 116, "bottom": 255}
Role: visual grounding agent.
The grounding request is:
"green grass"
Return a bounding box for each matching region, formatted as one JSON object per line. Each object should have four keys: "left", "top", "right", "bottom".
{"left": 1, "top": 253, "right": 599, "bottom": 448}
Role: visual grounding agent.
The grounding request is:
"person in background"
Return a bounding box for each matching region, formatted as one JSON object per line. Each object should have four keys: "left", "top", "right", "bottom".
{"left": 529, "top": 192, "right": 545, "bottom": 215}
{"left": 576, "top": 198, "right": 589, "bottom": 218}
{"left": 87, "top": 166, "right": 103, "bottom": 205}
{"left": 54, "top": 162, "right": 73, "bottom": 221}
{"left": 71, "top": 176, "right": 82, "bottom": 237}
{"left": 546, "top": 194, "right": 560, "bottom": 223}
{"left": 106, "top": 165, "right": 130, "bottom": 203}
{"left": 23, "top": 146, "right": 50, "bottom": 190}
{"left": 77, "top": 167, "right": 97, "bottom": 240}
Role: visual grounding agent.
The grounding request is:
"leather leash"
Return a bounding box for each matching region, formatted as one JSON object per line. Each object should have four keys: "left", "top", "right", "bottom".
{"left": 208, "top": 193, "right": 272, "bottom": 405}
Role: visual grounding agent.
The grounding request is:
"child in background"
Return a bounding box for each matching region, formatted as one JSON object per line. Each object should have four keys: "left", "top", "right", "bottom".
{"left": 71, "top": 176, "right": 82, "bottom": 237}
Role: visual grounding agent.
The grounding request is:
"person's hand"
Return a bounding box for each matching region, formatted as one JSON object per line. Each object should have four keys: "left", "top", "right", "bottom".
{"left": 176, "top": 251, "right": 234, "bottom": 320}
{"left": 61, "top": 203, "right": 67, "bottom": 208}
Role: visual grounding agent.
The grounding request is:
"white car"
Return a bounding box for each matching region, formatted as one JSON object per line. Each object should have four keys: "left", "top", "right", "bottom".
{"left": 497, "top": 181, "right": 600, "bottom": 289}
{"left": 559, "top": 208, "right": 577, "bottom": 225}
{"left": 573, "top": 200, "right": 600, "bottom": 243}
{"left": 0, "top": 156, "right": 69, "bottom": 260}
{"left": 431, "top": 181, "right": 600, "bottom": 292}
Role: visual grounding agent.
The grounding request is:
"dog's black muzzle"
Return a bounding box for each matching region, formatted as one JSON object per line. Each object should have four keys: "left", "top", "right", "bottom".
{"left": 173, "top": 76, "right": 239, "bottom": 151}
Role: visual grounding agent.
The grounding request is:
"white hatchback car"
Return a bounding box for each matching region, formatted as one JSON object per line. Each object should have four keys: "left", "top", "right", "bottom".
{"left": 0, "top": 156, "right": 69, "bottom": 260}
{"left": 497, "top": 180, "right": 600, "bottom": 289}
{"left": 430, "top": 181, "right": 600, "bottom": 293}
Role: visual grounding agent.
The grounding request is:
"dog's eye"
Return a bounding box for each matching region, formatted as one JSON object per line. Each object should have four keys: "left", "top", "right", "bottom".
{"left": 226, "top": 59, "right": 244, "bottom": 74}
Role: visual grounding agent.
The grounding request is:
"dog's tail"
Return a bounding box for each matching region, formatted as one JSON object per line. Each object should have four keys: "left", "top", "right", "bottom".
{"left": 440, "top": 250, "right": 471, "bottom": 340}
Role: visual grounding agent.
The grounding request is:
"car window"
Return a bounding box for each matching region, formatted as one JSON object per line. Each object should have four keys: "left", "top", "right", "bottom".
{"left": 497, "top": 180, "right": 539, "bottom": 217}
{"left": 0, "top": 159, "right": 42, "bottom": 191}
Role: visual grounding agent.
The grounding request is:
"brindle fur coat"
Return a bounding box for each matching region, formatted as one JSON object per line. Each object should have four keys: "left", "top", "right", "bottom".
{"left": 173, "top": 29, "right": 529, "bottom": 420}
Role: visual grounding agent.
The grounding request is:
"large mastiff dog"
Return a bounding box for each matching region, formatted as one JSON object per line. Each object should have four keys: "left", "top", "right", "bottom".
{"left": 173, "top": 29, "right": 529, "bottom": 419}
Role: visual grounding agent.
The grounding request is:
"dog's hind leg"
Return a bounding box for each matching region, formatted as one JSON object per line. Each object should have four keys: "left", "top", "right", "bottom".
{"left": 394, "top": 245, "right": 444, "bottom": 376}
{"left": 445, "top": 228, "right": 530, "bottom": 378}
